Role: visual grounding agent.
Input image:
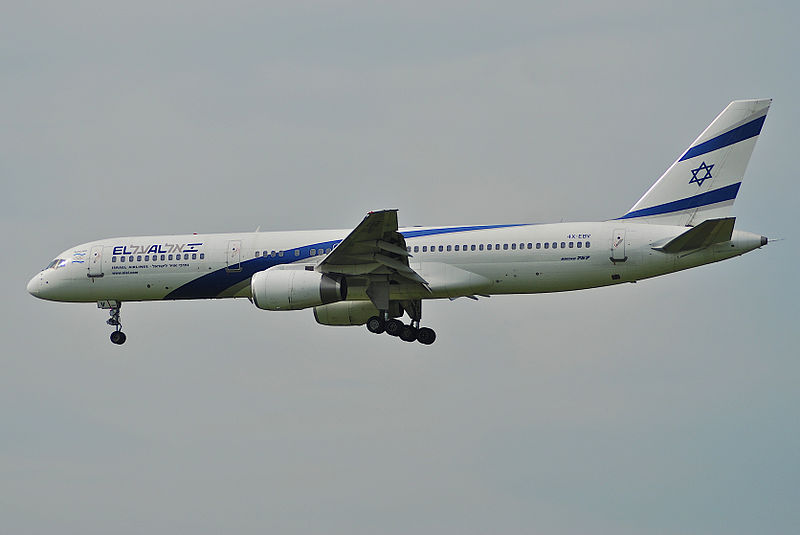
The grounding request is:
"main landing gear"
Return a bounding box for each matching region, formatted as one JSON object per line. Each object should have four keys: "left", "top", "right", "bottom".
{"left": 365, "top": 300, "right": 436, "bottom": 345}
{"left": 99, "top": 300, "right": 126, "bottom": 345}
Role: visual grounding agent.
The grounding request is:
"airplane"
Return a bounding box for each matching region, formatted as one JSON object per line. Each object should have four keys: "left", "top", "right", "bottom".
{"left": 27, "top": 99, "right": 772, "bottom": 346}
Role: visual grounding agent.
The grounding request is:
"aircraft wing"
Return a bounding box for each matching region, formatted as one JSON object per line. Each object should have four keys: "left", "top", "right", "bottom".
{"left": 318, "top": 210, "right": 429, "bottom": 286}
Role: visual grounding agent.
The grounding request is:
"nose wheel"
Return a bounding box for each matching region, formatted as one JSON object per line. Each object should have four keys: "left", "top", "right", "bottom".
{"left": 110, "top": 330, "right": 127, "bottom": 345}
{"left": 99, "top": 300, "right": 127, "bottom": 345}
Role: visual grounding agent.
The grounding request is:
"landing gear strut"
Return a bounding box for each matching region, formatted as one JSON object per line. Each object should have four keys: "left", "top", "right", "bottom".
{"left": 365, "top": 300, "right": 436, "bottom": 345}
{"left": 99, "top": 300, "right": 126, "bottom": 345}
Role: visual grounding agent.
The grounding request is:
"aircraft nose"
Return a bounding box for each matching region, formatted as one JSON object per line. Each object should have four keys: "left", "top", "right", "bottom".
{"left": 27, "top": 274, "right": 41, "bottom": 297}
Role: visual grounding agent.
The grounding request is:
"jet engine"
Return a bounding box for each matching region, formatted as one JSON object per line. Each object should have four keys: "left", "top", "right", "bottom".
{"left": 313, "top": 301, "right": 380, "bottom": 326}
{"left": 251, "top": 267, "right": 346, "bottom": 311}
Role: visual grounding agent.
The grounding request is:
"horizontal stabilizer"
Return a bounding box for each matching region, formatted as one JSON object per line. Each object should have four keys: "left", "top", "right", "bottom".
{"left": 655, "top": 217, "right": 736, "bottom": 253}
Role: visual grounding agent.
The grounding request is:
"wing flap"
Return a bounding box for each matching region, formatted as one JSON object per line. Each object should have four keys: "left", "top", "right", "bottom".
{"left": 318, "top": 210, "right": 429, "bottom": 286}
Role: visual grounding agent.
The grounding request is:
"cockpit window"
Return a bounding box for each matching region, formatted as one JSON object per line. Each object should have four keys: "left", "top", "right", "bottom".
{"left": 45, "top": 258, "right": 68, "bottom": 270}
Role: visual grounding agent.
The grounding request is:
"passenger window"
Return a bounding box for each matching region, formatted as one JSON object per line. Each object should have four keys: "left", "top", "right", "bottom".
{"left": 536, "top": 243, "right": 541, "bottom": 249}
{"left": 310, "top": 249, "right": 316, "bottom": 255}
{"left": 192, "top": 253, "right": 197, "bottom": 259}
{"left": 487, "top": 244, "right": 492, "bottom": 250}
{"left": 326, "top": 248, "right": 331, "bottom": 253}
{"left": 255, "top": 251, "right": 260, "bottom": 257}
{"left": 479, "top": 244, "right": 484, "bottom": 251}
{"left": 471, "top": 244, "right": 476, "bottom": 251}
{"left": 586, "top": 241, "right": 591, "bottom": 248}
{"left": 145, "top": 255, "right": 149, "bottom": 261}
{"left": 511, "top": 243, "right": 516, "bottom": 250}
{"left": 577, "top": 242, "right": 582, "bottom": 248}
{"left": 129, "top": 256, "right": 134, "bottom": 262}
{"left": 412, "top": 246, "right": 418, "bottom": 252}
{"left": 552, "top": 242, "right": 557, "bottom": 249}
{"left": 561, "top": 242, "right": 566, "bottom": 248}
{"left": 168, "top": 254, "right": 173, "bottom": 260}
{"left": 569, "top": 242, "right": 574, "bottom": 248}
{"left": 544, "top": 243, "right": 549, "bottom": 249}
{"left": 422, "top": 246, "right": 427, "bottom": 252}
{"left": 447, "top": 245, "right": 452, "bottom": 252}
{"left": 199, "top": 253, "right": 205, "bottom": 259}
{"left": 112, "top": 256, "right": 116, "bottom": 263}
{"left": 294, "top": 250, "right": 300, "bottom": 257}
{"left": 495, "top": 244, "right": 500, "bottom": 250}
{"left": 454, "top": 245, "right": 459, "bottom": 251}
{"left": 527, "top": 243, "right": 533, "bottom": 249}
{"left": 278, "top": 251, "right": 284, "bottom": 257}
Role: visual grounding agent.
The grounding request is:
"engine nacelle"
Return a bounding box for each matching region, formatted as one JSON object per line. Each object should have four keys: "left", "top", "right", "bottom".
{"left": 313, "top": 301, "right": 380, "bottom": 326}
{"left": 251, "top": 267, "right": 346, "bottom": 311}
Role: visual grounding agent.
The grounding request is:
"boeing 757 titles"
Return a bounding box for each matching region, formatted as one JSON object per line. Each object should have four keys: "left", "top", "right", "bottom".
{"left": 28, "top": 99, "right": 772, "bottom": 345}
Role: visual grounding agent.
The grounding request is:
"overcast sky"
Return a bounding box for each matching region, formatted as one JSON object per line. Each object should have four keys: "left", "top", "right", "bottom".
{"left": 2, "top": 2, "right": 798, "bottom": 534}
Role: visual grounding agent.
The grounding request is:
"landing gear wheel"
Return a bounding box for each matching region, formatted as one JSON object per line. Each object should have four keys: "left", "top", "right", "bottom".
{"left": 399, "top": 325, "right": 417, "bottom": 342}
{"left": 110, "top": 330, "right": 127, "bottom": 345}
{"left": 416, "top": 327, "right": 436, "bottom": 345}
{"left": 366, "top": 315, "right": 385, "bottom": 334}
{"left": 385, "top": 318, "right": 404, "bottom": 337}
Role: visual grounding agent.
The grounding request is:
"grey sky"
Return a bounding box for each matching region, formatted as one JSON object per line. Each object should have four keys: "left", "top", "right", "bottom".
{"left": 2, "top": 2, "right": 798, "bottom": 534}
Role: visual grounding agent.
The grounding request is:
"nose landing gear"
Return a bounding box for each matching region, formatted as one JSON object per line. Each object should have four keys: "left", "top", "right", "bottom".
{"left": 98, "top": 300, "right": 126, "bottom": 345}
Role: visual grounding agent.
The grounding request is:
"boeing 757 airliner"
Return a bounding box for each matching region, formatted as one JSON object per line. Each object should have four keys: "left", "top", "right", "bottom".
{"left": 28, "top": 99, "right": 771, "bottom": 345}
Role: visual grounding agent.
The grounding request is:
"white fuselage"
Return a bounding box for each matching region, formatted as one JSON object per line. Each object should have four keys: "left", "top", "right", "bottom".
{"left": 26, "top": 221, "right": 765, "bottom": 304}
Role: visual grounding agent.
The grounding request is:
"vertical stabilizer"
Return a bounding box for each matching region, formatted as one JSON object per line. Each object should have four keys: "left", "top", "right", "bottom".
{"left": 620, "top": 99, "right": 770, "bottom": 226}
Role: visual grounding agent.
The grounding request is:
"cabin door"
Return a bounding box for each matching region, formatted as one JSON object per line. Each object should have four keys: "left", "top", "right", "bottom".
{"left": 610, "top": 228, "right": 627, "bottom": 263}
{"left": 88, "top": 245, "right": 104, "bottom": 277}
{"left": 226, "top": 240, "right": 242, "bottom": 272}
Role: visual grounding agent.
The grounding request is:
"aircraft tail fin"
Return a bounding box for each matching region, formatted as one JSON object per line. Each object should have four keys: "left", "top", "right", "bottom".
{"left": 619, "top": 99, "right": 771, "bottom": 226}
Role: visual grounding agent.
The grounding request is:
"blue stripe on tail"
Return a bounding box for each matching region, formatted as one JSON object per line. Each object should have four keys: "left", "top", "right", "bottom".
{"left": 679, "top": 116, "right": 765, "bottom": 162}
{"left": 619, "top": 182, "right": 741, "bottom": 220}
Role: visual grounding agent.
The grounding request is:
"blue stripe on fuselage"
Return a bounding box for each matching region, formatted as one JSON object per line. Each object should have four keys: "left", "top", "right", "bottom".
{"left": 164, "top": 239, "right": 342, "bottom": 300}
{"left": 165, "top": 224, "right": 527, "bottom": 299}
{"left": 401, "top": 223, "right": 526, "bottom": 238}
